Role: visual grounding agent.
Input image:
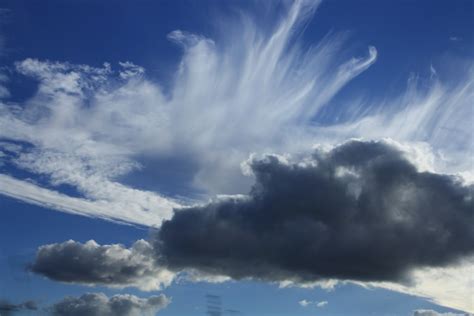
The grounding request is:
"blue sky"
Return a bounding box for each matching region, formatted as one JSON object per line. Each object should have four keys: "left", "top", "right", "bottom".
{"left": 0, "top": 0, "right": 472, "bottom": 315}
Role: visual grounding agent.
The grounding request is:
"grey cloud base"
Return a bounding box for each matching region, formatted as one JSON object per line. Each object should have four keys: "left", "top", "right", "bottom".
{"left": 157, "top": 140, "right": 473, "bottom": 283}
{"left": 30, "top": 239, "right": 173, "bottom": 291}
{"left": 50, "top": 293, "right": 169, "bottom": 316}
{"left": 31, "top": 140, "right": 474, "bottom": 288}
{"left": 0, "top": 300, "right": 37, "bottom": 316}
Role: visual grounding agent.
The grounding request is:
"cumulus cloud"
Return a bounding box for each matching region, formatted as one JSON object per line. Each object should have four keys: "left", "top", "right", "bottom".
{"left": 30, "top": 141, "right": 474, "bottom": 311}
{"left": 156, "top": 140, "right": 473, "bottom": 284}
{"left": 50, "top": 293, "right": 169, "bottom": 316}
{"left": 0, "top": 300, "right": 37, "bottom": 315}
{"left": 30, "top": 238, "right": 234, "bottom": 291}
{"left": 31, "top": 239, "right": 175, "bottom": 291}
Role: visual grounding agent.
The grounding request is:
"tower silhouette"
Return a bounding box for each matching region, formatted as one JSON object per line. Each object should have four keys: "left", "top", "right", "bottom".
{"left": 206, "top": 294, "right": 222, "bottom": 316}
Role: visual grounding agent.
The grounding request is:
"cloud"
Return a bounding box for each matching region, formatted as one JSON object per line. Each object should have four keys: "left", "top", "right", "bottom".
{"left": 322, "top": 66, "right": 474, "bottom": 180}
{"left": 0, "top": 300, "right": 37, "bottom": 316}
{"left": 30, "top": 239, "right": 174, "bottom": 291}
{"left": 29, "top": 140, "right": 474, "bottom": 310}
{"left": 2, "top": 0, "right": 473, "bottom": 312}
{"left": 0, "top": 0, "right": 471, "bottom": 228}
{"left": 298, "top": 299, "right": 328, "bottom": 308}
{"left": 50, "top": 293, "right": 169, "bottom": 316}
{"left": 30, "top": 238, "right": 233, "bottom": 291}
{"left": 29, "top": 140, "right": 474, "bottom": 311}
{"left": 156, "top": 140, "right": 473, "bottom": 284}
{"left": 412, "top": 310, "right": 470, "bottom": 316}
{"left": 0, "top": 174, "right": 174, "bottom": 226}
{"left": 368, "top": 258, "right": 474, "bottom": 313}
{"left": 0, "top": 0, "right": 382, "bottom": 224}
{"left": 298, "top": 299, "right": 311, "bottom": 307}
{"left": 316, "top": 301, "right": 328, "bottom": 307}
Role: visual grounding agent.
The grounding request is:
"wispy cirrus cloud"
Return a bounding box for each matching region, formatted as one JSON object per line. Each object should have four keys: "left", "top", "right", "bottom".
{"left": 0, "top": 0, "right": 379, "bottom": 225}
{"left": 0, "top": 173, "right": 176, "bottom": 227}
{"left": 0, "top": 0, "right": 471, "bottom": 228}
{"left": 0, "top": 1, "right": 473, "bottom": 224}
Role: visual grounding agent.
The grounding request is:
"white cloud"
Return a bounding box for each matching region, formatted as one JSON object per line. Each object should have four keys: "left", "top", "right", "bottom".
{"left": 0, "top": 174, "right": 175, "bottom": 227}
{"left": 279, "top": 278, "right": 339, "bottom": 291}
{"left": 298, "top": 299, "right": 328, "bottom": 308}
{"left": 316, "top": 301, "right": 328, "bottom": 307}
{"left": 118, "top": 61, "right": 145, "bottom": 79}
{"left": 313, "top": 65, "right": 474, "bottom": 181}
{"left": 366, "top": 258, "right": 474, "bottom": 313}
{"left": 298, "top": 299, "right": 311, "bottom": 307}
{"left": 413, "top": 309, "right": 470, "bottom": 316}
{"left": 0, "top": 0, "right": 379, "bottom": 223}
{"left": 287, "top": 251, "right": 474, "bottom": 312}
{"left": 289, "top": 254, "right": 474, "bottom": 313}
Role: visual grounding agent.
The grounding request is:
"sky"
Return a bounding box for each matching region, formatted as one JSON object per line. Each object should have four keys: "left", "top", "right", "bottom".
{"left": 0, "top": 0, "right": 473, "bottom": 315}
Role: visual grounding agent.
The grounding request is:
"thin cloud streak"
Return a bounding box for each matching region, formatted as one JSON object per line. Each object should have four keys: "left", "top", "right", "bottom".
{"left": 0, "top": 174, "right": 174, "bottom": 226}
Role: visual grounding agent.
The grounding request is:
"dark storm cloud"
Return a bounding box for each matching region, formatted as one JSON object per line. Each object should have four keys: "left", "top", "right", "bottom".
{"left": 156, "top": 140, "right": 474, "bottom": 283}
{"left": 50, "top": 293, "right": 169, "bottom": 316}
{"left": 0, "top": 300, "right": 37, "bottom": 315}
{"left": 30, "top": 140, "right": 474, "bottom": 287}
